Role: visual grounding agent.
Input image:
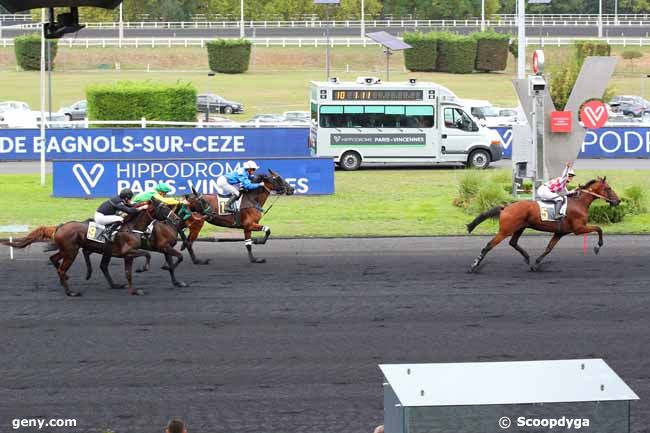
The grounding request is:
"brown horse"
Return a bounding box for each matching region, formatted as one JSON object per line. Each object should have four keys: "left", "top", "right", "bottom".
{"left": 5, "top": 205, "right": 155, "bottom": 296}
{"left": 185, "top": 169, "right": 295, "bottom": 263}
{"left": 467, "top": 177, "right": 620, "bottom": 272}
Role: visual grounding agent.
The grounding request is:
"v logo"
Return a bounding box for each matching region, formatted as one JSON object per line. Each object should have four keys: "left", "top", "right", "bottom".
{"left": 72, "top": 163, "right": 104, "bottom": 195}
{"left": 501, "top": 129, "right": 513, "bottom": 148}
{"left": 583, "top": 105, "right": 605, "bottom": 125}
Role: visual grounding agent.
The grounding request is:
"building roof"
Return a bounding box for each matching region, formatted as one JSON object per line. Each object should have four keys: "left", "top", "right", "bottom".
{"left": 380, "top": 359, "right": 639, "bottom": 407}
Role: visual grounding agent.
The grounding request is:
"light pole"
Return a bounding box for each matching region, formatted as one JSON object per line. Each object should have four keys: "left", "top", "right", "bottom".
{"left": 240, "top": 0, "right": 244, "bottom": 38}
{"left": 598, "top": 0, "right": 603, "bottom": 38}
{"left": 517, "top": 0, "right": 525, "bottom": 79}
{"left": 40, "top": 8, "right": 46, "bottom": 186}
{"left": 614, "top": 0, "right": 618, "bottom": 25}
{"left": 314, "top": 0, "right": 340, "bottom": 80}
{"left": 360, "top": 0, "right": 365, "bottom": 38}
{"left": 118, "top": 3, "right": 123, "bottom": 48}
{"left": 481, "top": 0, "right": 485, "bottom": 32}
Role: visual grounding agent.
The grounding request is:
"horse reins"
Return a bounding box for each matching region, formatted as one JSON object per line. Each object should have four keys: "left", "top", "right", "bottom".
{"left": 577, "top": 188, "right": 615, "bottom": 203}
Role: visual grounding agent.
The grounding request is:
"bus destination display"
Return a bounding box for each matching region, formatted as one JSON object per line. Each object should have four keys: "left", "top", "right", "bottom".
{"left": 333, "top": 90, "right": 423, "bottom": 101}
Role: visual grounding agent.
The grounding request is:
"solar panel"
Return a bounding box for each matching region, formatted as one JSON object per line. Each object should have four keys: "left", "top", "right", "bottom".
{"left": 366, "top": 31, "right": 412, "bottom": 51}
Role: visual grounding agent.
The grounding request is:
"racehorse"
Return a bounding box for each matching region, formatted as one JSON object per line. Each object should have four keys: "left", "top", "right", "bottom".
{"left": 466, "top": 177, "right": 620, "bottom": 272}
{"left": 184, "top": 169, "right": 295, "bottom": 263}
{"left": 82, "top": 197, "right": 190, "bottom": 293}
{"left": 5, "top": 204, "right": 154, "bottom": 296}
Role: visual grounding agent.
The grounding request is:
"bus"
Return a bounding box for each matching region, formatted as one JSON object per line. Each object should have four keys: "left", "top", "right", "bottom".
{"left": 309, "top": 77, "right": 504, "bottom": 170}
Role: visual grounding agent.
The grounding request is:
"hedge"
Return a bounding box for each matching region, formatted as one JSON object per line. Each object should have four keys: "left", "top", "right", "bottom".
{"left": 206, "top": 39, "right": 252, "bottom": 74}
{"left": 437, "top": 33, "right": 477, "bottom": 74}
{"left": 86, "top": 81, "right": 197, "bottom": 122}
{"left": 473, "top": 31, "right": 509, "bottom": 72}
{"left": 575, "top": 40, "right": 611, "bottom": 65}
{"left": 14, "top": 34, "right": 58, "bottom": 71}
{"left": 402, "top": 31, "right": 440, "bottom": 72}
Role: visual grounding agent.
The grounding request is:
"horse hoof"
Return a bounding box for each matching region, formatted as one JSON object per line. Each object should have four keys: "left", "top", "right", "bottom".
{"left": 110, "top": 284, "right": 126, "bottom": 290}
{"left": 524, "top": 257, "right": 530, "bottom": 265}
{"left": 130, "top": 289, "right": 146, "bottom": 296}
{"left": 197, "top": 259, "right": 211, "bottom": 265}
{"left": 253, "top": 258, "right": 266, "bottom": 264}
{"left": 66, "top": 290, "right": 81, "bottom": 297}
{"left": 174, "top": 281, "right": 188, "bottom": 288}
{"left": 593, "top": 246, "right": 600, "bottom": 255}
{"left": 161, "top": 265, "right": 170, "bottom": 271}
{"left": 135, "top": 267, "right": 147, "bottom": 273}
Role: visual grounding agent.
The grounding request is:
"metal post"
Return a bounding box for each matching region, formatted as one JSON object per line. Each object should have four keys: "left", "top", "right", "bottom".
{"left": 481, "top": 0, "right": 485, "bottom": 32}
{"left": 360, "top": 0, "right": 365, "bottom": 38}
{"left": 517, "top": 0, "right": 525, "bottom": 79}
{"left": 385, "top": 48, "right": 391, "bottom": 81}
{"left": 325, "top": 7, "right": 330, "bottom": 80}
{"left": 533, "top": 92, "right": 544, "bottom": 198}
{"left": 240, "top": 0, "right": 245, "bottom": 38}
{"left": 614, "top": 0, "right": 618, "bottom": 25}
{"left": 40, "top": 8, "right": 46, "bottom": 187}
{"left": 598, "top": 0, "right": 603, "bottom": 38}
{"left": 119, "top": 3, "right": 124, "bottom": 48}
{"left": 47, "top": 40, "right": 52, "bottom": 119}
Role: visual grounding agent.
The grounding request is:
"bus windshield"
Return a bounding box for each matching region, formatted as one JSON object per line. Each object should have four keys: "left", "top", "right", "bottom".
{"left": 319, "top": 105, "right": 434, "bottom": 129}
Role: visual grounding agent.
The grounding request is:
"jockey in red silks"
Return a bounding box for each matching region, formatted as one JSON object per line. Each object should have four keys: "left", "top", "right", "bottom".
{"left": 536, "top": 161, "right": 576, "bottom": 217}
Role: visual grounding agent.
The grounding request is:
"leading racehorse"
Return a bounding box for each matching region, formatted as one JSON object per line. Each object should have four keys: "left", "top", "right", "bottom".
{"left": 466, "top": 177, "right": 620, "bottom": 272}
{"left": 184, "top": 169, "right": 295, "bottom": 263}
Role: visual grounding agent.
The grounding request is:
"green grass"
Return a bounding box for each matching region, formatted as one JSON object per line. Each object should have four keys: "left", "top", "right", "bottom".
{"left": 2, "top": 169, "right": 649, "bottom": 237}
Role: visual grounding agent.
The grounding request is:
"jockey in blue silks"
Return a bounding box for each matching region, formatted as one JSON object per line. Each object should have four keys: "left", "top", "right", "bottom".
{"left": 216, "top": 160, "right": 265, "bottom": 212}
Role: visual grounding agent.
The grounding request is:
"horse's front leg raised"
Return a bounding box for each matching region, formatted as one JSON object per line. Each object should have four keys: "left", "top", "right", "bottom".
{"left": 243, "top": 228, "right": 266, "bottom": 264}
{"left": 576, "top": 225, "right": 604, "bottom": 255}
{"left": 531, "top": 233, "right": 564, "bottom": 271}
{"left": 251, "top": 224, "right": 271, "bottom": 245}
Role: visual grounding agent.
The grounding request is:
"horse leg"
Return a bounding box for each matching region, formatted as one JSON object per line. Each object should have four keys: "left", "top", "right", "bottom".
{"left": 162, "top": 247, "right": 187, "bottom": 288}
{"left": 99, "top": 248, "right": 125, "bottom": 289}
{"left": 122, "top": 256, "right": 143, "bottom": 296}
{"left": 575, "top": 225, "right": 604, "bottom": 255}
{"left": 244, "top": 229, "right": 265, "bottom": 264}
{"left": 135, "top": 250, "right": 152, "bottom": 273}
{"left": 186, "top": 220, "right": 210, "bottom": 265}
{"left": 531, "top": 233, "right": 564, "bottom": 271}
{"left": 49, "top": 251, "right": 63, "bottom": 269}
{"left": 469, "top": 232, "right": 508, "bottom": 273}
{"left": 251, "top": 224, "right": 271, "bottom": 245}
{"left": 508, "top": 227, "right": 530, "bottom": 265}
{"left": 58, "top": 248, "right": 81, "bottom": 297}
{"left": 83, "top": 249, "right": 93, "bottom": 280}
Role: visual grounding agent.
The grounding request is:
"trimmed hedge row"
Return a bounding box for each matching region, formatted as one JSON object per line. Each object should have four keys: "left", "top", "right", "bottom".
{"left": 14, "top": 34, "right": 58, "bottom": 71}
{"left": 403, "top": 31, "right": 508, "bottom": 74}
{"left": 575, "top": 40, "right": 611, "bottom": 65}
{"left": 206, "top": 39, "right": 252, "bottom": 74}
{"left": 86, "top": 81, "right": 197, "bottom": 122}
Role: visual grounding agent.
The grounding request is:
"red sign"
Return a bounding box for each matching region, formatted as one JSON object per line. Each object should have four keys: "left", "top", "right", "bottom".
{"left": 550, "top": 111, "right": 572, "bottom": 133}
{"left": 580, "top": 100, "right": 609, "bottom": 129}
{"left": 532, "top": 50, "right": 544, "bottom": 75}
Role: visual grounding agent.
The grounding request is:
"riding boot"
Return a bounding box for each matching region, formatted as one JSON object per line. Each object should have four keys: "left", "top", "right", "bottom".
{"left": 104, "top": 223, "right": 121, "bottom": 241}
{"left": 225, "top": 194, "right": 239, "bottom": 213}
{"left": 554, "top": 200, "right": 563, "bottom": 218}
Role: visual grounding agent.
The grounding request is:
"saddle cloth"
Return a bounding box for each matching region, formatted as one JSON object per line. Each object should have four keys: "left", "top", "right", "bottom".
{"left": 87, "top": 221, "right": 106, "bottom": 243}
{"left": 216, "top": 195, "right": 242, "bottom": 216}
{"left": 537, "top": 198, "right": 567, "bottom": 222}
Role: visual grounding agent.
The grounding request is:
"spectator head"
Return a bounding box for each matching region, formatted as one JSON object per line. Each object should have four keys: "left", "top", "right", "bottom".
{"left": 166, "top": 418, "right": 186, "bottom": 433}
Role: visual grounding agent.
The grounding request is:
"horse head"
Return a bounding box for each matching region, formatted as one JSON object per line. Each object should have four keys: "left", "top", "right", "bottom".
{"left": 258, "top": 169, "right": 295, "bottom": 195}
{"left": 186, "top": 186, "right": 214, "bottom": 217}
{"left": 582, "top": 177, "right": 620, "bottom": 206}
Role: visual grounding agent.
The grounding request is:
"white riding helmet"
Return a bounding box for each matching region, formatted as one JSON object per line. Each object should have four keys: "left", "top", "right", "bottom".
{"left": 568, "top": 168, "right": 576, "bottom": 177}
{"left": 243, "top": 160, "right": 259, "bottom": 170}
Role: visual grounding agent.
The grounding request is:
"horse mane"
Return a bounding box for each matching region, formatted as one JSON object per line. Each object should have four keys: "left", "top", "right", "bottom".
{"left": 581, "top": 178, "right": 600, "bottom": 189}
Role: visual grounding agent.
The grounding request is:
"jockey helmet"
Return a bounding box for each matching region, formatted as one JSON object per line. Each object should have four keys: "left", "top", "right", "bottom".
{"left": 119, "top": 188, "right": 134, "bottom": 200}
{"left": 568, "top": 168, "right": 576, "bottom": 177}
{"left": 243, "top": 160, "right": 259, "bottom": 171}
{"left": 155, "top": 182, "right": 172, "bottom": 194}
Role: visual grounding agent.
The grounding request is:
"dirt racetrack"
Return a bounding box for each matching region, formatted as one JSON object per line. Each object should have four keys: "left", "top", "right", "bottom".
{"left": 1, "top": 236, "right": 648, "bottom": 433}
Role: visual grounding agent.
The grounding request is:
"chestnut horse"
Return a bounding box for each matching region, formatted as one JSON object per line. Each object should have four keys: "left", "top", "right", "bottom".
{"left": 467, "top": 177, "right": 620, "bottom": 272}
{"left": 185, "top": 169, "right": 295, "bottom": 263}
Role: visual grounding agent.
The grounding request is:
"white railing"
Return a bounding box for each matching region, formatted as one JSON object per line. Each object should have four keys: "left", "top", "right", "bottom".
{"left": 3, "top": 36, "right": 650, "bottom": 49}
{"left": 0, "top": 14, "right": 32, "bottom": 21}
{"left": 39, "top": 118, "right": 308, "bottom": 129}
{"left": 6, "top": 16, "right": 650, "bottom": 30}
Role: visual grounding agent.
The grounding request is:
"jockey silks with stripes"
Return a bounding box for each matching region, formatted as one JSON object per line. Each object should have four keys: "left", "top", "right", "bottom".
{"left": 536, "top": 161, "right": 576, "bottom": 217}
{"left": 216, "top": 160, "right": 265, "bottom": 212}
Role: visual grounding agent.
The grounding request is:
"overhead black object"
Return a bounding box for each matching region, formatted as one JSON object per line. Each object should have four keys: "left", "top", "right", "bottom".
{"left": 44, "top": 7, "right": 85, "bottom": 38}
{"left": 0, "top": 0, "right": 121, "bottom": 13}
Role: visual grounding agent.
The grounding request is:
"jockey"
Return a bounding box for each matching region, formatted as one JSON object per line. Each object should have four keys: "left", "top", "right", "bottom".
{"left": 216, "top": 160, "right": 265, "bottom": 212}
{"left": 95, "top": 188, "right": 143, "bottom": 240}
{"left": 536, "top": 162, "right": 576, "bottom": 217}
{"left": 133, "top": 182, "right": 190, "bottom": 245}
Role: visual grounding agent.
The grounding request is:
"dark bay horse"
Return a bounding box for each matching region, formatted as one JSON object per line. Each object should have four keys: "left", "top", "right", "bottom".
{"left": 467, "top": 177, "right": 620, "bottom": 272}
{"left": 83, "top": 198, "right": 190, "bottom": 293}
{"left": 185, "top": 169, "right": 295, "bottom": 263}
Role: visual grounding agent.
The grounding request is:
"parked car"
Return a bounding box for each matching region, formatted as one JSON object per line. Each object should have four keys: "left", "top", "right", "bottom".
{"left": 196, "top": 94, "right": 244, "bottom": 114}
{"left": 198, "top": 114, "right": 239, "bottom": 126}
{"left": 59, "top": 100, "right": 87, "bottom": 121}
{"left": 461, "top": 99, "right": 510, "bottom": 127}
{"left": 609, "top": 95, "right": 650, "bottom": 118}
{"left": 245, "top": 114, "right": 287, "bottom": 126}
{"left": 0, "top": 101, "right": 39, "bottom": 128}
{"left": 283, "top": 111, "right": 310, "bottom": 123}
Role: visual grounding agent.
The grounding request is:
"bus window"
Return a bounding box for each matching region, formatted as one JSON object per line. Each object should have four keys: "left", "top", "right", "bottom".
{"left": 319, "top": 105, "right": 435, "bottom": 129}
{"left": 444, "top": 107, "right": 477, "bottom": 132}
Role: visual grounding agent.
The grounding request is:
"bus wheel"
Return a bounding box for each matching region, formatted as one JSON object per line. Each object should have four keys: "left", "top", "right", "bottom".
{"left": 340, "top": 151, "right": 362, "bottom": 171}
{"left": 467, "top": 149, "right": 490, "bottom": 169}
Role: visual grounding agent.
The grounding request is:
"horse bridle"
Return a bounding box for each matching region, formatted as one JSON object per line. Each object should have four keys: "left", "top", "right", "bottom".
{"left": 577, "top": 187, "right": 616, "bottom": 204}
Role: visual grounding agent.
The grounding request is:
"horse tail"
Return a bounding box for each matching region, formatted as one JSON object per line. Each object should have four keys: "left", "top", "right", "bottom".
{"left": 467, "top": 206, "right": 503, "bottom": 233}
{"left": 3, "top": 226, "right": 57, "bottom": 248}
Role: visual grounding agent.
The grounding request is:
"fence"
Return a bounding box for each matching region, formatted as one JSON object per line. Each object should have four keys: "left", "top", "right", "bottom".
{"left": 3, "top": 36, "right": 650, "bottom": 49}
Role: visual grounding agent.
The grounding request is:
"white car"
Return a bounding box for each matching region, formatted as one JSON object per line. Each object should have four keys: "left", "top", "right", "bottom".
{"left": 0, "top": 101, "right": 39, "bottom": 128}
{"left": 283, "top": 111, "right": 310, "bottom": 124}
{"left": 461, "top": 99, "right": 514, "bottom": 127}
